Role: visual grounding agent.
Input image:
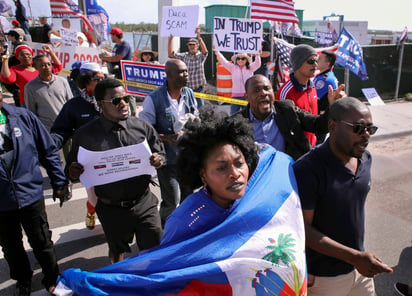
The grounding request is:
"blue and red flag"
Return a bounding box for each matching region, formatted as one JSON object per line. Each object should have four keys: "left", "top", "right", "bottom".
{"left": 84, "top": 0, "right": 110, "bottom": 44}
{"left": 336, "top": 27, "right": 369, "bottom": 80}
{"left": 54, "top": 147, "right": 307, "bottom": 296}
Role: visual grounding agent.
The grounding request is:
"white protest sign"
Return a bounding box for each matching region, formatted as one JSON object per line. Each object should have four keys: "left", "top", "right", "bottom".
{"left": 78, "top": 140, "right": 156, "bottom": 189}
{"left": 60, "top": 27, "right": 78, "bottom": 47}
{"left": 27, "top": 41, "right": 101, "bottom": 72}
{"left": 362, "top": 88, "right": 385, "bottom": 106}
{"left": 52, "top": 18, "right": 82, "bottom": 33}
{"left": 160, "top": 5, "right": 199, "bottom": 37}
{"left": 213, "top": 17, "right": 262, "bottom": 54}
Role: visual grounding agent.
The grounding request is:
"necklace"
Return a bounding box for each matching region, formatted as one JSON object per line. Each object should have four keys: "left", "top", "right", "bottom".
{"left": 0, "top": 110, "right": 6, "bottom": 124}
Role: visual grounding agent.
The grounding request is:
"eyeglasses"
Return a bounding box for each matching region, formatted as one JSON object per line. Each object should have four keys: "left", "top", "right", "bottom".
{"left": 92, "top": 76, "right": 103, "bottom": 81}
{"left": 306, "top": 58, "right": 318, "bottom": 65}
{"left": 237, "top": 57, "right": 247, "bottom": 61}
{"left": 339, "top": 120, "right": 378, "bottom": 135}
{"left": 101, "top": 95, "right": 132, "bottom": 106}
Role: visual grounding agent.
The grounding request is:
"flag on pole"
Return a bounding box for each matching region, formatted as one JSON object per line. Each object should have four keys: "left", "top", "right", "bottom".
{"left": 84, "top": 0, "right": 110, "bottom": 44}
{"left": 250, "top": 0, "right": 299, "bottom": 24}
{"left": 327, "top": 19, "right": 339, "bottom": 43}
{"left": 54, "top": 147, "right": 307, "bottom": 296}
{"left": 399, "top": 26, "right": 408, "bottom": 43}
{"left": 274, "top": 38, "right": 339, "bottom": 89}
{"left": 50, "top": 0, "right": 93, "bottom": 31}
{"left": 336, "top": 27, "right": 369, "bottom": 80}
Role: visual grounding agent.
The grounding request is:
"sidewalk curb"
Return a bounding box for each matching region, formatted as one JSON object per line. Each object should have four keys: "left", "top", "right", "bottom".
{"left": 371, "top": 130, "right": 412, "bottom": 142}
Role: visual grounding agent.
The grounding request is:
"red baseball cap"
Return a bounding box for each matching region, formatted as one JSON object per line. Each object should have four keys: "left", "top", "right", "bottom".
{"left": 110, "top": 27, "right": 122, "bottom": 35}
{"left": 12, "top": 20, "right": 20, "bottom": 26}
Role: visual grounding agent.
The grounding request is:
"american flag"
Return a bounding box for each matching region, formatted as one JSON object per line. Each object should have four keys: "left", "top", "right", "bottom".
{"left": 274, "top": 38, "right": 339, "bottom": 89}
{"left": 50, "top": 0, "right": 93, "bottom": 30}
{"left": 250, "top": 0, "right": 299, "bottom": 24}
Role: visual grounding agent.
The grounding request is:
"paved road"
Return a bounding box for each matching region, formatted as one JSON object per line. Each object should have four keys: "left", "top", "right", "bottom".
{"left": 0, "top": 98, "right": 411, "bottom": 295}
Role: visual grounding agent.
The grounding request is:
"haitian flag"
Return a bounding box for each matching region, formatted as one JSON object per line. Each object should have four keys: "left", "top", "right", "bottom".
{"left": 54, "top": 147, "right": 307, "bottom": 296}
{"left": 336, "top": 27, "right": 369, "bottom": 80}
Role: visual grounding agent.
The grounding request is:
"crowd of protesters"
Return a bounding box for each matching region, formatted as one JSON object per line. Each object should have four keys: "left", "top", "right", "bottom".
{"left": 0, "top": 9, "right": 406, "bottom": 295}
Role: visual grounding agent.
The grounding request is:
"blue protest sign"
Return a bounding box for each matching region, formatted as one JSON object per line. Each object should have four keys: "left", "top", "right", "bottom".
{"left": 336, "top": 28, "right": 368, "bottom": 80}
{"left": 121, "top": 61, "right": 166, "bottom": 96}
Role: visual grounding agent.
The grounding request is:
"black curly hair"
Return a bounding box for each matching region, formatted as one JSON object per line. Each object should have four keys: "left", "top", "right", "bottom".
{"left": 177, "top": 106, "right": 257, "bottom": 191}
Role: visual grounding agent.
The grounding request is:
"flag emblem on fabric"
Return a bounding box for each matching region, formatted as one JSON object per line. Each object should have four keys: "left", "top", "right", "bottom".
{"left": 54, "top": 147, "right": 307, "bottom": 296}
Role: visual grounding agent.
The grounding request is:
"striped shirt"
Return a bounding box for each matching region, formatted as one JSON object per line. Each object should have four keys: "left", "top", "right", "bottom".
{"left": 173, "top": 51, "right": 208, "bottom": 90}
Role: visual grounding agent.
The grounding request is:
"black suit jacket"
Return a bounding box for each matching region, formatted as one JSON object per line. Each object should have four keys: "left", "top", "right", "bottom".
{"left": 235, "top": 100, "right": 329, "bottom": 160}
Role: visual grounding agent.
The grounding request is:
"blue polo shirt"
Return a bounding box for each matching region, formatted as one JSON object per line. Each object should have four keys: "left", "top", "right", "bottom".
{"left": 293, "top": 140, "right": 372, "bottom": 276}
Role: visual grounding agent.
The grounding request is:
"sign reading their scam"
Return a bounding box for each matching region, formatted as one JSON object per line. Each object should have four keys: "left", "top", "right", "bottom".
{"left": 213, "top": 17, "right": 262, "bottom": 54}
{"left": 160, "top": 5, "right": 199, "bottom": 37}
{"left": 77, "top": 140, "right": 156, "bottom": 189}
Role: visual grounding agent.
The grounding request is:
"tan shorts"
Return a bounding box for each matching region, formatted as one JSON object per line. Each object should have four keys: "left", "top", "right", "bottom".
{"left": 308, "top": 269, "right": 375, "bottom": 296}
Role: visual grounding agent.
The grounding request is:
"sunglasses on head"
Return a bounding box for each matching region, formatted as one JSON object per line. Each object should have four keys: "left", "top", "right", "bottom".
{"left": 102, "top": 95, "right": 132, "bottom": 106}
{"left": 339, "top": 120, "right": 378, "bottom": 135}
{"left": 306, "top": 58, "right": 318, "bottom": 65}
{"left": 237, "top": 57, "right": 247, "bottom": 61}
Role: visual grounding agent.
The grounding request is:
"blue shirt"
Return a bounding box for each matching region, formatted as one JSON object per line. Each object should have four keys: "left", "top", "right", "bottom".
{"left": 249, "top": 108, "right": 285, "bottom": 152}
{"left": 314, "top": 69, "right": 338, "bottom": 112}
{"left": 161, "top": 188, "right": 234, "bottom": 245}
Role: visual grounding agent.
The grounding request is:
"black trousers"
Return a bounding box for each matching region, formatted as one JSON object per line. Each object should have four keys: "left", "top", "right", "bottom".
{"left": 0, "top": 198, "right": 59, "bottom": 290}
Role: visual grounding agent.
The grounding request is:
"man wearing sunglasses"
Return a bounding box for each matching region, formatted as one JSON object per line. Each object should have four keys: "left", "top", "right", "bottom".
{"left": 294, "top": 97, "right": 393, "bottom": 295}
{"left": 276, "top": 44, "right": 329, "bottom": 147}
{"left": 66, "top": 78, "right": 165, "bottom": 264}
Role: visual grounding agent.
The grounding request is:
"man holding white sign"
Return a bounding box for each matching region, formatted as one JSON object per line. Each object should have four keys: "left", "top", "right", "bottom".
{"left": 168, "top": 27, "right": 208, "bottom": 107}
{"left": 67, "top": 78, "right": 165, "bottom": 264}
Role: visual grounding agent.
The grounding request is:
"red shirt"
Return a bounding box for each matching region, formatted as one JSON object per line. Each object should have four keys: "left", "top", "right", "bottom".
{"left": 1, "top": 63, "right": 63, "bottom": 104}
{"left": 275, "top": 79, "right": 318, "bottom": 146}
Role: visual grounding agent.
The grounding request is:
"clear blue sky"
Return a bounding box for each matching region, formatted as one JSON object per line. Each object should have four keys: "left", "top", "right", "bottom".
{"left": 22, "top": 0, "right": 411, "bottom": 32}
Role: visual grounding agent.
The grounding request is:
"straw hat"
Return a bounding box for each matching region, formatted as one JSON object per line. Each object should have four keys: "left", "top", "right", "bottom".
{"left": 231, "top": 52, "right": 252, "bottom": 64}
{"left": 137, "top": 46, "right": 158, "bottom": 59}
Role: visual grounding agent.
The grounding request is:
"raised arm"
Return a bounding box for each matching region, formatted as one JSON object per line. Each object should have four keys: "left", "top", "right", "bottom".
{"left": 0, "top": 56, "right": 13, "bottom": 81}
{"left": 196, "top": 27, "right": 208, "bottom": 56}
{"left": 43, "top": 44, "right": 62, "bottom": 67}
{"left": 168, "top": 35, "right": 175, "bottom": 58}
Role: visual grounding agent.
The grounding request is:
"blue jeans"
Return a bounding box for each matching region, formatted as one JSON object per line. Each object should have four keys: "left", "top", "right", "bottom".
{"left": 230, "top": 96, "right": 246, "bottom": 115}
{"left": 192, "top": 86, "right": 205, "bottom": 108}
{"left": 157, "top": 164, "right": 192, "bottom": 225}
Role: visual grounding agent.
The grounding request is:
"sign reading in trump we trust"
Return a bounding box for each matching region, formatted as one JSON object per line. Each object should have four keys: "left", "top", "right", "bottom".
{"left": 213, "top": 17, "right": 262, "bottom": 54}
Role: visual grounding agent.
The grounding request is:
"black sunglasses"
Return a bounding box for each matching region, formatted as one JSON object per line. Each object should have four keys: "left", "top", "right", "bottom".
{"left": 339, "top": 120, "right": 378, "bottom": 135}
{"left": 92, "top": 76, "right": 103, "bottom": 81}
{"left": 306, "top": 58, "right": 318, "bottom": 65}
{"left": 102, "top": 95, "right": 132, "bottom": 106}
{"left": 237, "top": 57, "right": 247, "bottom": 61}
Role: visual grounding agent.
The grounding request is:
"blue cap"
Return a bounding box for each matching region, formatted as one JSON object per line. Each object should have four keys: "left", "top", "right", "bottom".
{"left": 71, "top": 61, "right": 84, "bottom": 71}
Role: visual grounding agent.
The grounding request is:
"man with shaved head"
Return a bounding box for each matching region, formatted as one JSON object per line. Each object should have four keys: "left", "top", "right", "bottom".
{"left": 140, "top": 59, "right": 199, "bottom": 225}
{"left": 293, "top": 97, "right": 393, "bottom": 295}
